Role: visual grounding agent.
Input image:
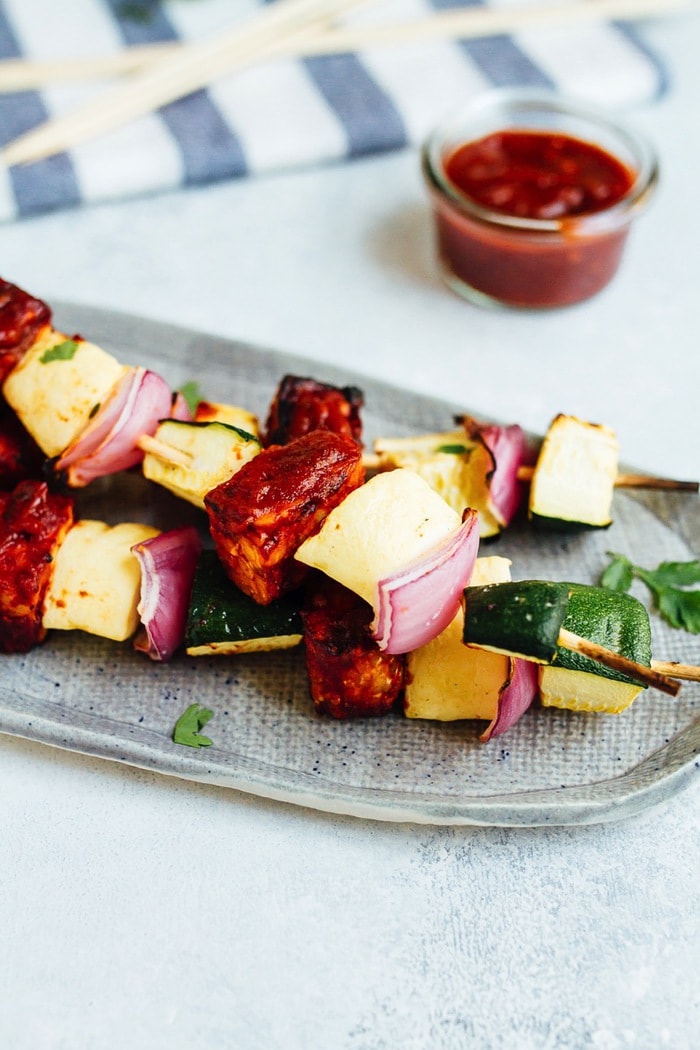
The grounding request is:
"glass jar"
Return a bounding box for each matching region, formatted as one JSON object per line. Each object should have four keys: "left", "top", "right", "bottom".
{"left": 422, "top": 89, "right": 659, "bottom": 309}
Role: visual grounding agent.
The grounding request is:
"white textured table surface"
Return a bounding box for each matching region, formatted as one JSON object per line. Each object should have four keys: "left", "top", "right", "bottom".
{"left": 2, "top": 13, "right": 699, "bottom": 1050}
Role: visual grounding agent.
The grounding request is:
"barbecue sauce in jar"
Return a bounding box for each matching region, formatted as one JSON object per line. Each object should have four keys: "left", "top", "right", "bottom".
{"left": 422, "top": 94, "right": 658, "bottom": 309}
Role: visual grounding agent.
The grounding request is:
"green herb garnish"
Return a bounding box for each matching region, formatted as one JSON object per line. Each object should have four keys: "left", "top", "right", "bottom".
{"left": 40, "top": 339, "right": 80, "bottom": 364}
{"left": 601, "top": 552, "right": 700, "bottom": 633}
{"left": 172, "top": 703, "right": 215, "bottom": 748}
{"left": 435, "top": 443, "right": 469, "bottom": 456}
{"left": 178, "top": 380, "right": 204, "bottom": 415}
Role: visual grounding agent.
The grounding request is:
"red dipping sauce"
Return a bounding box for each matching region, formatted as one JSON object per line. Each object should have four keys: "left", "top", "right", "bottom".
{"left": 422, "top": 93, "right": 658, "bottom": 309}
{"left": 444, "top": 131, "right": 634, "bottom": 222}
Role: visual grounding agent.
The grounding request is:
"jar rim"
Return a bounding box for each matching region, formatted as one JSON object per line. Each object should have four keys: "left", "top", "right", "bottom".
{"left": 421, "top": 88, "right": 659, "bottom": 235}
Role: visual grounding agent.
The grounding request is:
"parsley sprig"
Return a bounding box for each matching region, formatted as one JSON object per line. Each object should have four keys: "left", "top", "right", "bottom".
{"left": 177, "top": 380, "right": 204, "bottom": 415}
{"left": 601, "top": 552, "right": 700, "bottom": 634}
{"left": 172, "top": 704, "right": 215, "bottom": 748}
{"left": 40, "top": 339, "right": 80, "bottom": 363}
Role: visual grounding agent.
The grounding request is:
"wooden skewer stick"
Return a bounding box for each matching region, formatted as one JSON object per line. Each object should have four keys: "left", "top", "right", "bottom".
{"left": 1, "top": 0, "right": 697, "bottom": 163}
{"left": 0, "top": 0, "right": 696, "bottom": 94}
{"left": 137, "top": 434, "right": 192, "bottom": 468}
{"left": 0, "top": 0, "right": 369, "bottom": 166}
{"left": 516, "top": 464, "right": 698, "bottom": 493}
{"left": 558, "top": 628, "right": 681, "bottom": 696}
{"left": 0, "top": 43, "right": 176, "bottom": 91}
{"left": 649, "top": 660, "right": 700, "bottom": 683}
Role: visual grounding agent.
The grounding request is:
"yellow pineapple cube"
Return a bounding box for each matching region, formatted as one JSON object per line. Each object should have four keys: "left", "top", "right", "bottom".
{"left": 42, "top": 520, "right": 159, "bottom": 641}
{"left": 294, "top": 468, "right": 462, "bottom": 606}
{"left": 405, "top": 556, "right": 513, "bottom": 722}
{"left": 3, "top": 329, "right": 128, "bottom": 458}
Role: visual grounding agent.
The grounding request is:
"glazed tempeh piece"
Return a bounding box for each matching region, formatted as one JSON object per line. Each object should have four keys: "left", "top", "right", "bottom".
{"left": 301, "top": 576, "right": 404, "bottom": 719}
{"left": 263, "top": 374, "right": 364, "bottom": 447}
{"left": 0, "top": 480, "right": 74, "bottom": 652}
{"left": 205, "top": 430, "right": 365, "bottom": 605}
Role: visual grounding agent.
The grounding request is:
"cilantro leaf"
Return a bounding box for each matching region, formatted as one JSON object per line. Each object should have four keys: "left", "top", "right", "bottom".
{"left": 656, "top": 587, "right": 700, "bottom": 633}
{"left": 40, "top": 339, "right": 80, "bottom": 363}
{"left": 172, "top": 703, "right": 215, "bottom": 748}
{"left": 636, "top": 560, "right": 700, "bottom": 589}
{"left": 600, "top": 552, "right": 634, "bottom": 592}
{"left": 435, "top": 443, "right": 470, "bottom": 456}
{"left": 601, "top": 552, "right": 700, "bottom": 633}
{"left": 178, "top": 381, "right": 204, "bottom": 415}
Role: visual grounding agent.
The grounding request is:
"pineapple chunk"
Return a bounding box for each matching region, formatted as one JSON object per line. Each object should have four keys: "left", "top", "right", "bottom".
{"left": 194, "top": 400, "right": 260, "bottom": 438}
{"left": 2, "top": 329, "right": 128, "bottom": 458}
{"left": 529, "top": 414, "right": 618, "bottom": 528}
{"left": 373, "top": 431, "right": 501, "bottom": 537}
{"left": 538, "top": 665, "right": 644, "bottom": 714}
{"left": 294, "top": 468, "right": 461, "bottom": 607}
{"left": 42, "top": 520, "right": 159, "bottom": 641}
{"left": 142, "top": 419, "right": 260, "bottom": 508}
{"left": 405, "top": 556, "right": 513, "bottom": 721}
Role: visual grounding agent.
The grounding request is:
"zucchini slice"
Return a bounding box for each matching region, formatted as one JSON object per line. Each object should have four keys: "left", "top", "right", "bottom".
{"left": 529, "top": 414, "right": 618, "bottom": 530}
{"left": 463, "top": 580, "right": 570, "bottom": 663}
{"left": 142, "top": 419, "right": 260, "bottom": 508}
{"left": 185, "top": 550, "right": 303, "bottom": 656}
{"left": 539, "top": 583, "right": 652, "bottom": 713}
{"left": 463, "top": 580, "right": 653, "bottom": 711}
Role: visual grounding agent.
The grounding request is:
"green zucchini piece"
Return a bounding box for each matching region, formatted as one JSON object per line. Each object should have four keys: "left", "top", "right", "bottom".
{"left": 185, "top": 550, "right": 303, "bottom": 656}
{"left": 552, "top": 583, "right": 652, "bottom": 686}
{"left": 463, "top": 581, "right": 570, "bottom": 663}
{"left": 529, "top": 414, "right": 618, "bottom": 530}
{"left": 463, "top": 580, "right": 652, "bottom": 687}
{"left": 142, "top": 419, "right": 260, "bottom": 509}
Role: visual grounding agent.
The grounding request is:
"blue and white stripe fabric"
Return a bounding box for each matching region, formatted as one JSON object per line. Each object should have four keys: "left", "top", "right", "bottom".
{"left": 0, "top": 0, "right": 667, "bottom": 221}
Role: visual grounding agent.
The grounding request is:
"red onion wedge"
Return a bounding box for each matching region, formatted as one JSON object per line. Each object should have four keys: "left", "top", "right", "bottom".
{"left": 132, "top": 526, "right": 202, "bottom": 662}
{"left": 480, "top": 658, "right": 539, "bottom": 742}
{"left": 373, "top": 509, "right": 480, "bottom": 655}
{"left": 462, "top": 418, "right": 527, "bottom": 528}
{"left": 55, "top": 367, "right": 173, "bottom": 486}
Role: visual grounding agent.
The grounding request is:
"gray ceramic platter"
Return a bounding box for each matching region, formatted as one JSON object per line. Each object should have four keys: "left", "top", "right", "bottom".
{"left": 1, "top": 304, "right": 698, "bottom": 826}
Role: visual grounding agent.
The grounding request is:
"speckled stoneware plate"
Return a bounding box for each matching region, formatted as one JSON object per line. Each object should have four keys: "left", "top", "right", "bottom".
{"left": 1, "top": 304, "right": 698, "bottom": 826}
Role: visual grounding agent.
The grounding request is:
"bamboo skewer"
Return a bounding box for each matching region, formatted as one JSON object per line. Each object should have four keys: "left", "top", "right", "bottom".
{"left": 0, "top": 0, "right": 369, "bottom": 166}
{"left": 558, "top": 628, "right": 682, "bottom": 696}
{"left": 515, "top": 464, "right": 699, "bottom": 493}
{"left": 366, "top": 438, "right": 699, "bottom": 493}
{"left": 0, "top": 43, "right": 176, "bottom": 91}
{"left": 136, "top": 434, "right": 192, "bottom": 468}
{"left": 650, "top": 660, "right": 700, "bottom": 682}
{"left": 1, "top": 0, "right": 697, "bottom": 164}
{"left": 0, "top": 0, "right": 694, "bottom": 94}
{"left": 135, "top": 437, "right": 699, "bottom": 696}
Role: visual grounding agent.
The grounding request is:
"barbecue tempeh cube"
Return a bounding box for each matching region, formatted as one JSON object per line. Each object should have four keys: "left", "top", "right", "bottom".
{"left": 205, "top": 430, "right": 364, "bottom": 605}
{"left": 0, "top": 277, "right": 52, "bottom": 383}
{"left": 263, "top": 374, "right": 363, "bottom": 447}
{"left": 301, "top": 576, "right": 404, "bottom": 719}
{"left": 0, "top": 480, "right": 74, "bottom": 652}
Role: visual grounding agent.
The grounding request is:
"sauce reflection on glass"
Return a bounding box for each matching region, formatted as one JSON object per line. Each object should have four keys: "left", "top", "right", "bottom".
{"left": 422, "top": 92, "right": 658, "bottom": 309}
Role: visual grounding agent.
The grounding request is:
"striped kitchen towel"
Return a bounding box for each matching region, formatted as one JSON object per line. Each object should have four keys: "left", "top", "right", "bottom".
{"left": 0, "top": 0, "right": 667, "bottom": 221}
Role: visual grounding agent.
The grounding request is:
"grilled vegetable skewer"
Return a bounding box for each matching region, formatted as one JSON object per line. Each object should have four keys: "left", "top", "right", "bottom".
{"left": 371, "top": 413, "right": 698, "bottom": 536}
{"left": 516, "top": 466, "right": 698, "bottom": 491}
{"left": 557, "top": 628, "right": 679, "bottom": 696}
{"left": 462, "top": 580, "right": 685, "bottom": 717}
